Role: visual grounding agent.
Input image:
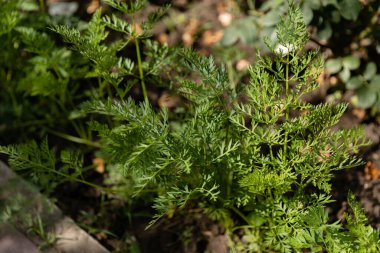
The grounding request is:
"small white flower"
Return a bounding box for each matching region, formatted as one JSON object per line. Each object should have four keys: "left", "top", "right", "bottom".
{"left": 275, "top": 43, "right": 294, "bottom": 55}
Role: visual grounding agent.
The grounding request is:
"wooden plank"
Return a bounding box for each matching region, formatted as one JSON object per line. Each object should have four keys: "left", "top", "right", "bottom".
{"left": 0, "top": 225, "right": 42, "bottom": 253}
{"left": 0, "top": 161, "right": 109, "bottom": 253}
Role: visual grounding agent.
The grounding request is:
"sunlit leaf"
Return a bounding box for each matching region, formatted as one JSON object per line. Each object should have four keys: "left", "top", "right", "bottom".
{"left": 338, "top": 0, "right": 361, "bottom": 20}
{"left": 326, "top": 58, "right": 342, "bottom": 74}
{"left": 363, "top": 62, "right": 377, "bottom": 80}
{"left": 339, "top": 67, "right": 351, "bottom": 82}
{"left": 356, "top": 87, "right": 376, "bottom": 108}
{"left": 346, "top": 76, "right": 362, "bottom": 90}
{"left": 342, "top": 55, "right": 360, "bottom": 70}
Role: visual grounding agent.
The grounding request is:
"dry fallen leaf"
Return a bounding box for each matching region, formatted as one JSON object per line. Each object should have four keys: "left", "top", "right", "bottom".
{"left": 173, "top": 0, "right": 188, "bottom": 7}
{"left": 317, "top": 71, "right": 325, "bottom": 86}
{"left": 182, "top": 19, "right": 199, "bottom": 47}
{"left": 336, "top": 201, "right": 348, "bottom": 221}
{"left": 201, "top": 30, "right": 223, "bottom": 46}
{"left": 134, "top": 23, "right": 143, "bottom": 36}
{"left": 93, "top": 157, "right": 105, "bottom": 174}
{"left": 364, "top": 161, "right": 380, "bottom": 181}
{"left": 352, "top": 108, "right": 366, "bottom": 120}
{"left": 158, "top": 33, "right": 169, "bottom": 44}
{"left": 236, "top": 59, "right": 250, "bottom": 71}
{"left": 158, "top": 92, "right": 181, "bottom": 109}
{"left": 360, "top": 38, "right": 372, "bottom": 47}
{"left": 87, "top": 0, "right": 100, "bottom": 14}
{"left": 329, "top": 76, "right": 338, "bottom": 86}
{"left": 95, "top": 232, "right": 108, "bottom": 240}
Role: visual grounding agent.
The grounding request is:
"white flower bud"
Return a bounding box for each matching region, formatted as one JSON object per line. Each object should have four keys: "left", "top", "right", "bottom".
{"left": 275, "top": 43, "right": 294, "bottom": 55}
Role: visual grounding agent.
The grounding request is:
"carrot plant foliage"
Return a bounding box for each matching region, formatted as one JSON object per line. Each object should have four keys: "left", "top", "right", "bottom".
{"left": 81, "top": 5, "right": 379, "bottom": 252}
{"left": 1, "top": 1, "right": 379, "bottom": 252}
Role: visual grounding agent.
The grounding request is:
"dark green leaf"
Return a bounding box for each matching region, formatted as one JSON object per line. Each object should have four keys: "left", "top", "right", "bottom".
{"left": 339, "top": 67, "right": 351, "bottom": 82}
{"left": 247, "top": 212, "right": 266, "bottom": 227}
{"left": 308, "top": 0, "right": 322, "bottom": 9}
{"left": 261, "top": 10, "right": 283, "bottom": 27}
{"left": 220, "top": 17, "right": 257, "bottom": 46}
{"left": 376, "top": 43, "right": 380, "bottom": 54}
{"left": 346, "top": 76, "right": 362, "bottom": 90}
{"left": 302, "top": 4, "right": 313, "bottom": 24}
{"left": 317, "top": 21, "right": 332, "bottom": 39}
{"left": 363, "top": 62, "right": 377, "bottom": 80}
{"left": 369, "top": 75, "right": 380, "bottom": 92}
{"left": 326, "top": 58, "right": 342, "bottom": 74}
{"left": 356, "top": 87, "right": 376, "bottom": 108}
{"left": 338, "top": 0, "right": 361, "bottom": 20}
{"left": 342, "top": 55, "right": 360, "bottom": 70}
{"left": 322, "top": 0, "right": 339, "bottom": 7}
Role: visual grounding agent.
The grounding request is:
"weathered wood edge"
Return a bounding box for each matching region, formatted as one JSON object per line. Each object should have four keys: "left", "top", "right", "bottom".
{"left": 0, "top": 161, "right": 110, "bottom": 253}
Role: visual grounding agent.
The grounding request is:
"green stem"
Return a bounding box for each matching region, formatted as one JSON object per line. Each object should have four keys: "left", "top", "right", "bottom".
{"left": 227, "top": 61, "right": 235, "bottom": 89}
{"left": 231, "top": 206, "right": 250, "bottom": 224}
{"left": 135, "top": 38, "right": 148, "bottom": 103}
{"left": 5, "top": 70, "right": 20, "bottom": 117}
{"left": 269, "top": 144, "right": 274, "bottom": 160}
{"left": 39, "top": 0, "right": 45, "bottom": 13}
{"left": 247, "top": 0, "right": 255, "bottom": 11}
{"left": 0, "top": 152, "right": 121, "bottom": 194}
{"left": 52, "top": 97, "right": 87, "bottom": 139}
{"left": 98, "top": 77, "right": 104, "bottom": 98}
{"left": 47, "top": 129, "right": 101, "bottom": 148}
{"left": 283, "top": 55, "right": 290, "bottom": 160}
{"left": 52, "top": 168, "right": 123, "bottom": 194}
{"left": 358, "top": 6, "right": 380, "bottom": 40}
{"left": 227, "top": 170, "right": 233, "bottom": 198}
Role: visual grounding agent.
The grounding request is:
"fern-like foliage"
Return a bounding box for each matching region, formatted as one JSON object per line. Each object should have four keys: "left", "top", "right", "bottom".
{"left": 51, "top": 9, "right": 121, "bottom": 91}
{"left": 81, "top": 4, "right": 379, "bottom": 252}
{"left": 1, "top": 1, "right": 378, "bottom": 252}
{"left": 0, "top": 138, "right": 84, "bottom": 195}
{"left": 0, "top": 0, "right": 20, "bottom": 36}
{"left": 0, "top": 0, "right": 91, "bottom": 144}
{"left": 51, "top": 0, "right": 177, "bottom": 99}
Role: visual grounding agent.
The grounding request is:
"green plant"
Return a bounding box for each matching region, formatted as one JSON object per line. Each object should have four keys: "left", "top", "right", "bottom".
{"left": 326, "top": 55, "right": 361, "bottom": 83}
{"left": 231, "top": 1, "right": 380, "bottom": 115}
{"left": 0, "top": 0, "right": 94, "bottom": 144}
{"left": 222, "top": 0, "right": 363, "bottom": 48}
{"left": 77, "top": 4, "right": 379, "bottom": 252}
{"left": 0, "top": 0, "right": 180, "bottom": 193}
{"left": 51, "top": 0, "right": 175, "bottom": 103}
{"left": 1, "top": 1, "right": 379, "bottom": 252}
{"left": 327, "top": 57, "right": 380, "bottom": 110}
{"left": 301, "top": 0, "right": 362, "bottom": 39}
{"left": 0, "top": 0, "right": 177, "bottom": 145}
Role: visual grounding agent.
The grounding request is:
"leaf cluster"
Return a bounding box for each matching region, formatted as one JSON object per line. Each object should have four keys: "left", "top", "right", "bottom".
{"left": 78, "top": 5, "right": 378, "bottom": 252}
{"left": 0, "top": 2, "right": 379, "bottom": 252}
{"left": 51, "top": 0, "right": 177, "bottom": 99}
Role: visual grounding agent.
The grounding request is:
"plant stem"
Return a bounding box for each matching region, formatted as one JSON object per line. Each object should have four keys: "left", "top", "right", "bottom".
{"left": 52, "top": 169, "right": 122, "bottom": 194}
{"left": 39, "top": 0, "right": 46, "bottom": 13}
{"left": 247, "top": 0, "right": 255, "bottom": 11}
{"left": 47, "top": 129, "right": 101, "bottom": 148}
{"left": 231, "top": 206, "right": 250, "bottom": 224}
{"left": 283, "top": 54, "right": 290, "bottom": 160}
{"left": 227, "top": 61, "right": 235, "bottom": 89}
{"left": 135, "top": 38, "right": 148, "bottom": 103}
{"left": 227, "top": 170, "right": 233, "bottom": 198}
{"left": 358, "top": 6, "right": 380, "bottom": 40}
